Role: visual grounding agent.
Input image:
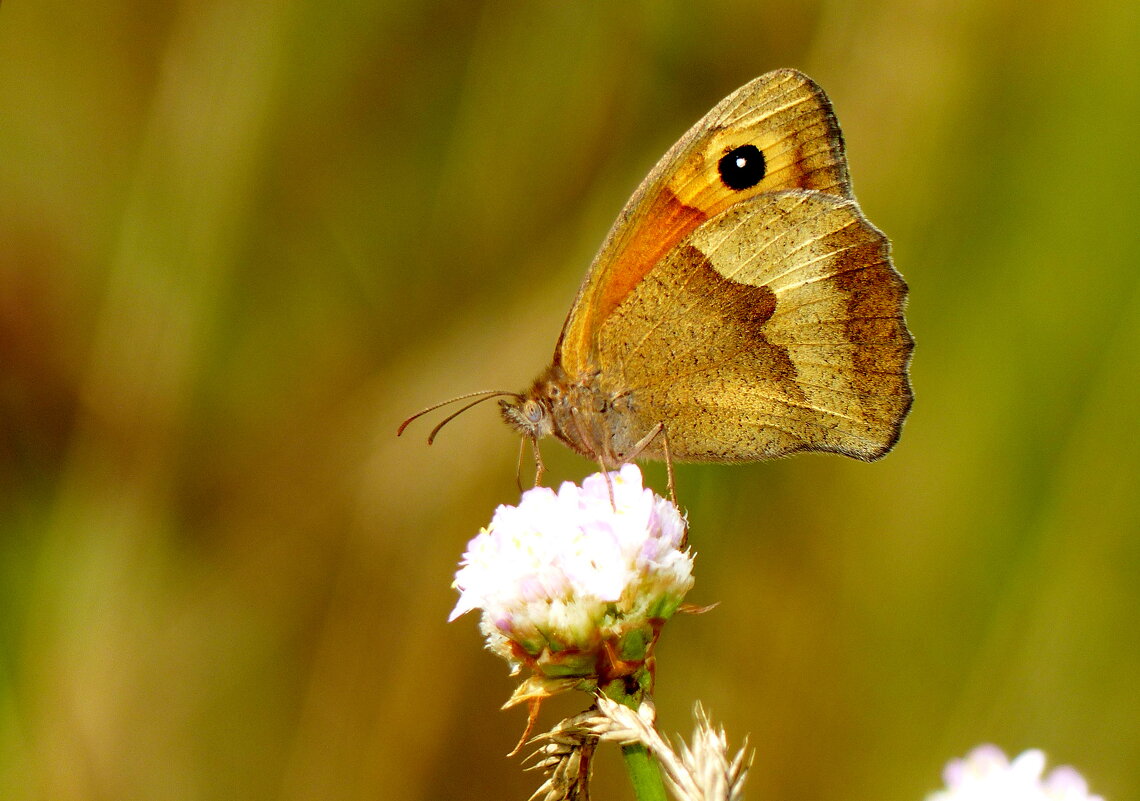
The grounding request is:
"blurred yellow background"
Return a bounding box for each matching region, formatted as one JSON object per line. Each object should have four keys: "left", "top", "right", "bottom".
{"left": 2, "top": 1, "right": 1138, "bottom": 799}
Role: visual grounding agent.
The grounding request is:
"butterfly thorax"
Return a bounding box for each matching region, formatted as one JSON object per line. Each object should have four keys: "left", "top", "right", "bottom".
{"left": 499, "top": 363, "right": 648, "bottom": 463}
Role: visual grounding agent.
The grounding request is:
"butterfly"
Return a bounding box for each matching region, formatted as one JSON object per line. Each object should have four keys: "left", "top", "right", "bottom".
{"left": 401, "top": 69, "right": 913, "bottom": 482}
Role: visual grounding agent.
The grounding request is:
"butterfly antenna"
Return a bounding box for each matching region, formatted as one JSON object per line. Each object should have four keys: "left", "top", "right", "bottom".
{"left": 426, "top": 393, "right": 517, "bottom": 445}
{"left": 397, "top": 390, "right": 520, "bottom": 440}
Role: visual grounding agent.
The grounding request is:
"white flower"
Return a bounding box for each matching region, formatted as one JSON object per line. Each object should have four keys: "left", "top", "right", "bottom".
{"left": 450, "top": 465, "right": 693, "bottom": 676}
{"left": 929, "top": 745, "right": 1103, "bottom": 801}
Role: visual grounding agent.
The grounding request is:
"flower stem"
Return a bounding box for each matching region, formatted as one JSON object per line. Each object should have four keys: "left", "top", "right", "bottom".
{"left": 621, "top": 742, "right": 668, "bottom": 801}
{"left": 600, "top": 671, "right": 666, "bottom": 801}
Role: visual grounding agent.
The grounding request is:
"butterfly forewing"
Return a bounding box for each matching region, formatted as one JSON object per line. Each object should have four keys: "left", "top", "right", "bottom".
{"left": 557, "top": 69, "right": 852, "bottom": 374}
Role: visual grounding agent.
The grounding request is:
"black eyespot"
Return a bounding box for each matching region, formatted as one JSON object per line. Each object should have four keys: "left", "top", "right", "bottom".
{"left": 718, "top": 144, "right": 765, "bottom": 190}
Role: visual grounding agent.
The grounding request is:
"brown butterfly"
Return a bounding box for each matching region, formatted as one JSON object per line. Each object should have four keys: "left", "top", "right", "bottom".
{"left": 401, "top": 69, "right": 913, "bottom": 482}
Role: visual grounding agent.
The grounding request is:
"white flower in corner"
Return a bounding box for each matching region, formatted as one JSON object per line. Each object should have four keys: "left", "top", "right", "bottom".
{"left": 450, "top": 464, "right": 693, "bottom": 684}
{"left": 929, "top": 745, "right": 1104, "bottom": 801}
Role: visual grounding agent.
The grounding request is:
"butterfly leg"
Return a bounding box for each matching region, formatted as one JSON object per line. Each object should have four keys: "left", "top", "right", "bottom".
{"left": 623, "top": 422, "right": 664, "bottom": 462}
{"left": 514, "top": 437, "right": 526, "bottom": 491}
{"left": 566, "top": 405, "right": 618, "bottom": 505}
{"left": 530, "top": 437, "right": 546, "bottom": 487}
{"left": 621, "top": 422, "right": 677, "bottom": 504}
{"left": 598, "top": 452, "right": 616, "bottom": 509}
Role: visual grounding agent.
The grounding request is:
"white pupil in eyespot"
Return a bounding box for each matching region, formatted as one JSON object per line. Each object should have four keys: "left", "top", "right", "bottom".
{"left": 736, "top": 157, "right": 747, "bottom": 168}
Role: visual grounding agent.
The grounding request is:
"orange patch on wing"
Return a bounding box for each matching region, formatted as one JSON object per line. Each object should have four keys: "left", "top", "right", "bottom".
{"left": 593, "top": 188, "right": 707, "bottom": 325}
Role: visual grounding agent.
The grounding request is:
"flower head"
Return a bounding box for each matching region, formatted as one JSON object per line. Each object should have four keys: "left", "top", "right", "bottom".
{"left": 450, "top": 465, "right": 693, "bottom": 682}
{"left": 929, "top": 745, "right": 1103, "bottom": 801}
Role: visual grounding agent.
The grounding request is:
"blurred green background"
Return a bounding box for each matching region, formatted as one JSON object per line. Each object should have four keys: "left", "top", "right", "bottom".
{"left": 2, "top": 1, "right": 1138, "bottom": 799}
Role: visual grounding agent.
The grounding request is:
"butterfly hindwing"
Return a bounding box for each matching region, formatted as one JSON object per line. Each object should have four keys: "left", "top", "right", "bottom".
{"left": 593, "top": 190, "right": 912, "bottom": 461}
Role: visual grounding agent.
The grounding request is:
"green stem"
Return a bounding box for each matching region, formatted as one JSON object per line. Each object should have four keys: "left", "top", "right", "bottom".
{"left": 598, "top": 669, "right": 666, "bottom": 801}
{"left": 621, "top": 742, "right": 668, "bottom": 801}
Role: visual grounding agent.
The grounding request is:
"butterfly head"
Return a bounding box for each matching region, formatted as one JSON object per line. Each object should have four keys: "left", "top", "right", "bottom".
{"left": 498, "top": 394, "right": 554, "bottom": 441}
{"left": 499, "top": 368, "right": 567, "bottom": 443}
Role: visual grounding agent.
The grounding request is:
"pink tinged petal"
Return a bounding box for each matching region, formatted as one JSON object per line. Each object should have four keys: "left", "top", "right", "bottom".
{"left": 517, "top": 575, "right": 546, "bottom": 602}
{"left": 1045, "top": 766, "right": 1090, "bottom": 795}
{"left": 447, "top": 599, "right": 473, "bottom": 622}
{"left": 1009, "top": 749, "right": 1048, "bottom": 782}
{"left": 935, "top": 745, "right": 1103, "bottom": 801}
